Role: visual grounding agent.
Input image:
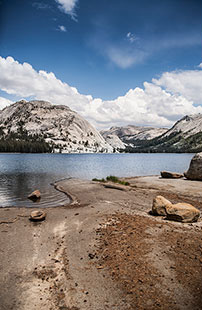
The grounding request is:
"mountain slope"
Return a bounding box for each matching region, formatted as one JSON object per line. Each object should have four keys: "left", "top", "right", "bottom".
{"left": 125, "top": 114, "right": 202, "bottom": 153}
{"left": 101, "top": 125, "right": 167, "bottom": 150}
{"left": 0, "top": 100, "right": 113, "bottom": 153}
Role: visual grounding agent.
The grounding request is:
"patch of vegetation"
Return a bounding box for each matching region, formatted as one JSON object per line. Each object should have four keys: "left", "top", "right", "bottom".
{"left": 124, "top": 130, "right": 202, "bottom": 153}
{"left": 92, "top": 178, "right": 106, "bottom": 183}
{"left": 92, "top": 175, "right": 130, "bottom": 186}
{"left": 0, "top": 128, "right": 53, "bottom": 153}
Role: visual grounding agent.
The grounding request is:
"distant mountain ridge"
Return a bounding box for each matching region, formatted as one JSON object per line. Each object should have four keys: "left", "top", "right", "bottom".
{"left": 0, "top": 100, "right": 113, "bottom": 153}
{"left": 100, "top": 114, "right": 202, "bottom": 153}
{"left": 1, "top": 100, "right": 202, "bottom": 153}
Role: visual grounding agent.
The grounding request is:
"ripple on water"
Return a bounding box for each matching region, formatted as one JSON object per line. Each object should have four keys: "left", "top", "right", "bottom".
{"left": 0, "top": 173, "right": 70, "bottom": 208}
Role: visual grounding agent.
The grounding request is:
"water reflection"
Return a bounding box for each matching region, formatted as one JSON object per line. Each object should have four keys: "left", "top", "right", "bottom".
{"left": 0, "top": 153, "right": 193, "bottom": 208}
{"left": 0, "top": 172, "right": 69, "bottom": 207}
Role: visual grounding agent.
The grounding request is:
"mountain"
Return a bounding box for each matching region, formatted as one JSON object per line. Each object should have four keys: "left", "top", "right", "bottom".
{"left": 0, "top": 100, "right": 113, "bottom": 153}
{"left": 123, "top": 114, "right": 202, "bottom": 153}
{"left": 100, "top": 125, "right": 167, "bottom": 150}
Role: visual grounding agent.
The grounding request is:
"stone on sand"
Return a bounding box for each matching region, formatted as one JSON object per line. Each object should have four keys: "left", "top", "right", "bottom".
{"left": 160, "top": 171, "right": 183, "bottom": 179}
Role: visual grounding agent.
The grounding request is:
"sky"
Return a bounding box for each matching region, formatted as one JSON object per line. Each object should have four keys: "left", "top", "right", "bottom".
{"left": 0, "top": 0, "right": 202, "bottom": 129}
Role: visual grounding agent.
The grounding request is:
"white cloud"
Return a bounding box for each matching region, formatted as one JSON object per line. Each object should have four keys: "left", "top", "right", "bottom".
{"left": 153, "top": 69, "right": 202, "bottom": 105}
{"left": 126, "top": 32, "right": 137, "bottom": 43}
{"left": 58, "top": 25, "right": 67, "bottom": 32}
{"left": 55, "top": 0, "right": 78, "bottom": 19}
{"left": 0, "top": 97, "right": 13, "bottom": 110}
{"left": 0, "top": 56, "right": 202, "bottom": 130}
{"left": 198, "top": 63, "right": 202, "bottom": 69}
{"left": 105, "top": 45, "right": 147, "bottom": 69}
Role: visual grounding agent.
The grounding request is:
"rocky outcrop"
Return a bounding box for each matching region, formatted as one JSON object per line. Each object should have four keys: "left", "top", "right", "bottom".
{"left": 101, "top": 134, "right": 126, "bottom": 151}
{"left": 152, "top": 196, "right": 172, "bottom": 216}
{"left": 0, "top": 100, "right": 113, "bottom": 153}
{"left": 184, "top": 153, "right": 202, "bottom": 181}
{"left": 152, "top": 195, "right": 200, "bottom": 223}
{"left": 166, "top": 203, "right": 200, "bottom": 223}
{"left": 160, "top": 171, "right": 183, "bottom": 179}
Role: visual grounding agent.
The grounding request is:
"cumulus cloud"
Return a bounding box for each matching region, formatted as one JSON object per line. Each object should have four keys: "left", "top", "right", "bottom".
{"left": 58, "top": 25, "right": 67, "bottom": 32}
{"left": 0, "top": 56, "right": 202, "bottom": 130}
{"left": 0, "top": 97, "right": 13, "bottom": 110}
{"left": 153, "top": 69, "right": 202, "bottom": 105}
{"left": 55, "top": 0, "right": 78, "bottom": 19}
{"left": 198, "top": 63, "right": 202, "bottom": 69}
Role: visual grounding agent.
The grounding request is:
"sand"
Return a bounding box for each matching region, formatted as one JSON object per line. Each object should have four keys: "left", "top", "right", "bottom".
{"left": 0, "top": 176, "right": 201, "bottom": 310}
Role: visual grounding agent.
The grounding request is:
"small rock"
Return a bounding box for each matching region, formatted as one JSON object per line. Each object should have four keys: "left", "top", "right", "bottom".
{"left": 29, "top": 210, "right": 46, "bottom": 222}
{"left": 160, "top": 171, "right": 183, "bottom": 179}
{"left": 28, "top": 190, "right": 41, "bottom": 201}
{"left": 88, "top": 253, "right": 95, "bottom": 259}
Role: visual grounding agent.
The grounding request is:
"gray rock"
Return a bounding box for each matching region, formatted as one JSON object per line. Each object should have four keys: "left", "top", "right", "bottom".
{"left": 184, "top": 153, "right": 202, "bottom": 181}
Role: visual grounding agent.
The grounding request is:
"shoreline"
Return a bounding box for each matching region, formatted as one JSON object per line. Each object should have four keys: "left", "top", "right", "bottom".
{"left": 0, "top": 176, "right": 201, "bottom": 309}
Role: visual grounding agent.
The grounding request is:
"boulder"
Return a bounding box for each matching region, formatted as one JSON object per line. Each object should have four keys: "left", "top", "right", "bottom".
{"left": 160, "top": 171, "right": 183, "bottom": 179}
{"left": 28, "top": 190, "right": 41, "bottom": 201}
{"left": 166, "top": 203, "right": 200, "bottom": 223}
{"left": 29, "top": 210, "right": 46, "bottom": 222}
{"left": 184, "top": 153, "right": 202, "bottom": 181}
{"left": 152, "top": 195, "right": 172, "bottom": 216}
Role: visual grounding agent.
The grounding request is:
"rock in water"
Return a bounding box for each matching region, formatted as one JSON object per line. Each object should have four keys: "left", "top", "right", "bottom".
{"left": 184, "top": 153, "right": 202, "bottom": 181}
{"left": 152, "top": 196, "right": 172, "bottom": 216}
{"left": 166, "top": 203, "right": 200, "bottom": 223}
{"left": 160, "top": 171, "right": 183, "bottom": 179}
{"left": 28, "top": 190, "right": 41, "bottom": 201}
{"left": 29, "top": 210, "right": 46, "bottom": 221}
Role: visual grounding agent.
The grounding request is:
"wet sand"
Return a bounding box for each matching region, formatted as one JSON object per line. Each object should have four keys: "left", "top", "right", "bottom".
{"left": 0, "top": 176, "right": 201, "bottom": 310}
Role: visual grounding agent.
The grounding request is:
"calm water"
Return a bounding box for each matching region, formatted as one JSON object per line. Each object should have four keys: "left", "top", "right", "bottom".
{"left": 0, "top": 153, "right": 194, "bottom": 207}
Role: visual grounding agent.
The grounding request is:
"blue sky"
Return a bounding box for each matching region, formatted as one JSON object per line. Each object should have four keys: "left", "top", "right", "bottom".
{"left": 0, "top": 0, "right": 202, "bottom": 129}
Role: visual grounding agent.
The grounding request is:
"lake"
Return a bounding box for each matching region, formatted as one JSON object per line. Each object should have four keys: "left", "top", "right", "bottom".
{"left": 0, "top": 153, "right": 194, "bottom": 207}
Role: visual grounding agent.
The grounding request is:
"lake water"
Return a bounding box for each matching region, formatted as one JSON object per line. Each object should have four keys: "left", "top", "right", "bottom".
{"left": 0, "top": 153, "right": 194, "bottom": 207}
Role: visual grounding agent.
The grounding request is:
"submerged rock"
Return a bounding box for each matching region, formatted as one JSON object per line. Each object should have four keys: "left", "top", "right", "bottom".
{"left": 184, "top": 153, "right": 202, "bottom": 181}
{"left": 152, "top": 195, "right": 172, "bottom": 216}
{"left": 29, "top": 210, "right": 46, "bottom": 221}
{"left": 28, "top": 190, "right": 41, "bottom": 201}
{"left": 160, "top": 171, "right": 183, "bottom": 179}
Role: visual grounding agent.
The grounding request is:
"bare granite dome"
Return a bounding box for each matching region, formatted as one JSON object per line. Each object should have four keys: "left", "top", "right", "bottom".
{"left": 0, "top": 100, "right": 113, "bottom": 153}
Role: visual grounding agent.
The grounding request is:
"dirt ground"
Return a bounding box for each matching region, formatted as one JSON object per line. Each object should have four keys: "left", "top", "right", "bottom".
{"left": 0, "top": 176, "right": 201, "bottom": 310}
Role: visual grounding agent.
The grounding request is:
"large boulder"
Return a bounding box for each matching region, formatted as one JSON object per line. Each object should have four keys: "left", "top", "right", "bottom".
{"left": 152, "top": 195, "right": 172, "bottom": 216}
{"left": 161, "top": 171, "right": 183, "bottom": 179}
{"left": 184, "top": 153, "right": 202, "bottom": 181}
{"left": 166, "top": 203, "right": 200, "bottom": 223}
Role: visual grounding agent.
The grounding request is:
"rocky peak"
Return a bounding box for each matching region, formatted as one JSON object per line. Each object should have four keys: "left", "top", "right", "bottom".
{"left": 0, "top": 100, "right": 113, "bottom": 153}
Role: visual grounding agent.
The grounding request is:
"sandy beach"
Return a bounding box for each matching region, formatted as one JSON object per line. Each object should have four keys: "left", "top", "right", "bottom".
{"left": 0, "top": 176, "right": 201, "bottom": 310}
